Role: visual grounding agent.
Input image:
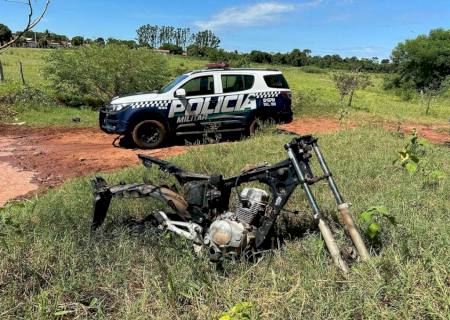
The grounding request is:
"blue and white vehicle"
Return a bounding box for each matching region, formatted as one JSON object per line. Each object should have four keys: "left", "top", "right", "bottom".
{"left": 100, "top": 66, "right": 293, "bottom": 148}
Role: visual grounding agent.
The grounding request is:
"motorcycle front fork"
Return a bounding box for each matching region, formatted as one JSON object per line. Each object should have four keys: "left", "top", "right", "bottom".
{"left": 285, "top": 139, "right": 370, "bottom": 273}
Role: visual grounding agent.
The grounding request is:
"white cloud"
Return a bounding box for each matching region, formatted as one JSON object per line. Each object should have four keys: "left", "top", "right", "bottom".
{"left": 195, "top": 1, "right": 321, "bottom": 31}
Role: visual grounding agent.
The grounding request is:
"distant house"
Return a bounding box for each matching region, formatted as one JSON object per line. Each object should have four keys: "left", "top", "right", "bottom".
{"left": 154, "top": 48, "right": 188, "bottom": 56}
{"left": 49, "top": 41, "right": 62, "bottom": 49}
{"left": 60, "top": 40, "right": 72, "bottom": 47}
{"left": 154, "top": 49, "right": 170, "bottom": 55}
{"left": 24, "top": 38, "right": 37, "bottom": 48}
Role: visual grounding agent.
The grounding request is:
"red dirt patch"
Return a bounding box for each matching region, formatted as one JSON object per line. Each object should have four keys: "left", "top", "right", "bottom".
{"left": 399, "top": 123, "right": 450, "bottom": 144}
{"left": 0, "top": 125, "right": 187, "bottom": 206}
{"left": 282, "top": 118, "right": 450, "bottom": 145}
{"left": 278, "top": 117, "right": 354, "bottom": 135}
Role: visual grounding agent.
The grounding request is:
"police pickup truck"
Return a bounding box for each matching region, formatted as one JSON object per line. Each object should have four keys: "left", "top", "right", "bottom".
{"left": 99, "top": 65, "right": 293, "bottom": 148}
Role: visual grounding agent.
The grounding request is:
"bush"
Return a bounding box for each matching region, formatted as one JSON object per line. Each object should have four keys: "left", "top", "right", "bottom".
{"left": 159, "top": 43, "right": 183, "bottom": 55}
{"left": 44, "top": 44, "right": 170, "bottom": 106}
{"left": 230, "top": 57, "right": 251, "bottom": 68}
{"left": 0, "top": 84, "right": 54, "bottom": 107}
{"left": 0, "top": 85, "right": 56, "bottom": 122}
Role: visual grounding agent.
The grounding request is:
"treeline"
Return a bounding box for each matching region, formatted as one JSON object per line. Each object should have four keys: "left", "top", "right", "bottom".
{"left": 136, "top": 25, "right": 191, "bottom": 49}
{"left": 136, "top": 25, "right": 220, "bottom": 51}
{"left": 186, "top": 47, "right": 393, "bottom": 73}
{"left": 247, "top": 49, "right": 392, "bottom": 72}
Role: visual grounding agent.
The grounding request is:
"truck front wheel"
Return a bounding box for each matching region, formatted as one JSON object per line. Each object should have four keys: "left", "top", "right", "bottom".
{"left": 132, "top": 120, "right": 167, "bottom": 149}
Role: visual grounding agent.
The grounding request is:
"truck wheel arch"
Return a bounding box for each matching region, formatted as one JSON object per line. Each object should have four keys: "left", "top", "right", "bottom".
{"left": 127, "top": 110, "right": 170, "bottom": 133}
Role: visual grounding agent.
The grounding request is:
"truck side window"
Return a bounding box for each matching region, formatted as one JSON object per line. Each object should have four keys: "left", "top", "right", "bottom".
{"left": 221, "top": 75, "right": 254, "bottom": 93}
{"left": 182, "top": 76, "right": 214, "bottom": 97}
{"left": 263, "top": 74, "right": 289, "bottom": 89}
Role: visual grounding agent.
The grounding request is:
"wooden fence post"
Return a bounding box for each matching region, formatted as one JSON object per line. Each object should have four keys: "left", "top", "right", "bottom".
{"left": 0, "top": 60, "right": 4, "bottom": 81}
{"left": 19, "top": 61, "right": 26, "bottom": 86}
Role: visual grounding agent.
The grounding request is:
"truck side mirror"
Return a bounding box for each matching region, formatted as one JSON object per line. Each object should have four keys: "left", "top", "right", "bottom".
{"left": 175, "top": 88, "right": 186, "bottom": 98}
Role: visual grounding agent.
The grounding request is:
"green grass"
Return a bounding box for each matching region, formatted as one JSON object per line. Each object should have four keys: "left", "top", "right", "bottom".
{"left": 13, "top": 106, "right": 98, "bottom": 127}
{"left": 280, "top": 66, "right": 449, "bottom": 124}
{"left": 2, "top": 48, "right": 449, "bottom": 127}
{"left": 0, "top": 48, "right": 50, "bottom": 87}
{"left": 1, "top": 127, "right": 449, "bottom": 319}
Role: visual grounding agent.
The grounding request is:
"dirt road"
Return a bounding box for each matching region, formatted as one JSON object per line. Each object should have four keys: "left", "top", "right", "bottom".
{"left": 1, "top": 118, "right": 448, "bottom": 207}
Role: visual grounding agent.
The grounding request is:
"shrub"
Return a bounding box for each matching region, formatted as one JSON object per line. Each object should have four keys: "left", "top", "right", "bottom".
{"left": 44, "top": 44, "right": 170, "bottom": 106}
{"left": 332, "top": 71, "right": 372, "bottom": 106}
{"left": 159, "top": 43, "right": 183, "bottom": 54}
{"left": 0, "top": 84, "right": 54, "bottom": 107}
{"left": 230, "top": 57, "right": 251, "bottom": 68}
{"left": 0, "top": 85, "right": 55, "bottom": 122}
{"left": 0, "top": 104, "right": 17, "bottom": 120}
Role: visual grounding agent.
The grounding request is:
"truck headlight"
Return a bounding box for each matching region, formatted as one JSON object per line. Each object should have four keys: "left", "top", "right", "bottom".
{"left": 109, "top": 103, "right": 130, "bottom": 112}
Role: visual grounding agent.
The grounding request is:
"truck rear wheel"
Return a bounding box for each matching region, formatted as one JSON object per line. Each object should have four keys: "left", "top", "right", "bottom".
{"left": 132, "top": 120, "right": 167, "bottom": 149}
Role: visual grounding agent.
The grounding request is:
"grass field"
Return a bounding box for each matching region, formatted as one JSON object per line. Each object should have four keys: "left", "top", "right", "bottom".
{"left": 1, "top": 127, "right": 449, "bottom": 319}
{"left": 1, "top": 48, "right": 449, "bottom": 126}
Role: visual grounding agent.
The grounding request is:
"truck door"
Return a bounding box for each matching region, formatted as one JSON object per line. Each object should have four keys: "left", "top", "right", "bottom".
{"left": 174, "top": 75, "right": 219, "bottom": 136}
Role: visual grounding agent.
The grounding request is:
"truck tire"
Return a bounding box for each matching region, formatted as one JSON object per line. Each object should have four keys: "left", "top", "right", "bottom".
{"left": 248, "top": 118, "right": 260, "bottom": 135}
{"left": 132, "top": 119, "right": 167, "bottom": 149}
{"left": 249, "top": 117, "right": 275, "bottom": 135}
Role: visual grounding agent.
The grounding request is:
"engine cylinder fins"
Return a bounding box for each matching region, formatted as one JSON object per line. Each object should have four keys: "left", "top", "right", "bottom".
{"left": 236, "top": 187, "right": 269, "bottom": 224}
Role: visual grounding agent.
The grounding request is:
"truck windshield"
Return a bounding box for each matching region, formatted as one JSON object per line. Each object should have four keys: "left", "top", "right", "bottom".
{"left": 159, "top": 74, "right": 189, "bottom": 93}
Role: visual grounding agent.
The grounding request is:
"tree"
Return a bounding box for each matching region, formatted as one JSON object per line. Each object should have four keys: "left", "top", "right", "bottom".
{"left": 187, "top": 44, "right": 207, "bottom": 57}
{"left": 38, "top": 37, "right": 48, "bottom": 48}
{"left": 390, "top": 28, "right": 450, "bottom": 93}
{"left": 0, "top": 0, "right": 50, "bottom": 52}
{"left": 191, "top": 30, "right": 220, "bottom": 48}
{"left": 136, "top": 24, "right": 156, "bottom": 47}
{"left": 332, "top": 71, "right": 372, "bottom": 106}
{"left": 0, "top": 24, "right": 12, "bottom": 45}
{"left": 95, "top": 37, "right": 105, "bottom": 46}
{"left": 71, "top": 36, "right": 84, "bottom": 46}
{"left": 287, "top": 49, "right": 308, "bottom": 67}
{"left": 44, "top": 44, "right": 170, "bottom": 105}
{"left": 249, "top": 50, "right": 272, "bottom": 64}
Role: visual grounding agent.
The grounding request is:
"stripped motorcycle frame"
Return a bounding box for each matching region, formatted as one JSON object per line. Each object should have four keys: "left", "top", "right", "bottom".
{"left": 91, "top": 135, "right": 369, "bottom": 272}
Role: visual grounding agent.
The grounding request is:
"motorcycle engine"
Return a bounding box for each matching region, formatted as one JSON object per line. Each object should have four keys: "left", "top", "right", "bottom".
{"left": 205, "top": 188, "right": 269, "bottom": 261}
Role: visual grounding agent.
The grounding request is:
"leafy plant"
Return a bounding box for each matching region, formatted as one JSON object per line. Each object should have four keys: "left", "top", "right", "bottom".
{"left": 332, "top": 70, "right": 372, "bottom": 106}
{"left": 424, "top": 169, "right": 447, "bottom": 188}
{"left": 394, "top": 128, "right": 428, "bottom": 174}
{"left": 220, "top": 302, "right": 255, "bottom": 320}
{"left": 359, "top": 206, "right": 396, "bottom": 244}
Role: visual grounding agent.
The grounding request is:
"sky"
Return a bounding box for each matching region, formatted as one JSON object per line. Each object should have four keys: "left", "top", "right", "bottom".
{"left": 1, "top": 0, "right": 450, "bottom": 58}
